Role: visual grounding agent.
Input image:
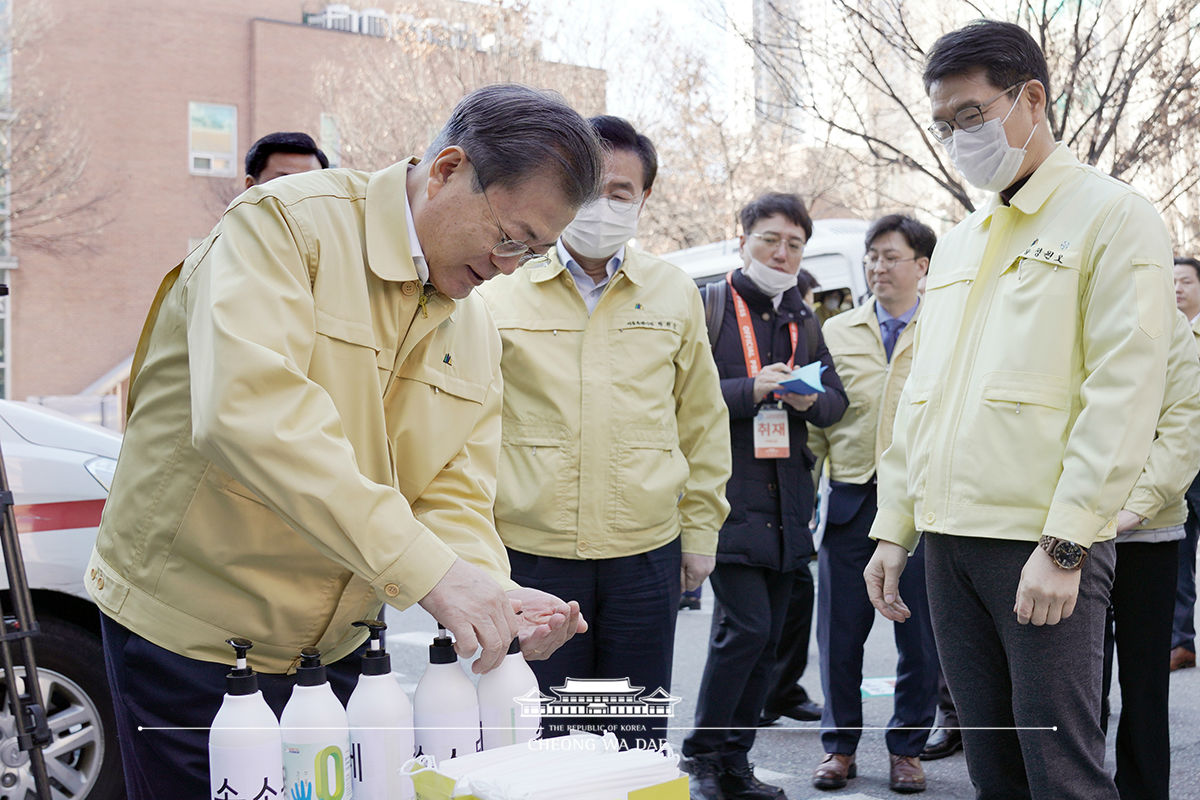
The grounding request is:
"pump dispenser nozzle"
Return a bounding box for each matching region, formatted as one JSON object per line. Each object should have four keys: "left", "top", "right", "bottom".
{"left": 296, "top": 646, "right": 328, "bottom": 687}
{"left": 352, "top": 619, "right": 392, "bottom": 676}
{"left": 223, "top": 637, "right": 259, "bottom": 695}
{"left": 429, "top": 626, "right": 457, "bottom": 664}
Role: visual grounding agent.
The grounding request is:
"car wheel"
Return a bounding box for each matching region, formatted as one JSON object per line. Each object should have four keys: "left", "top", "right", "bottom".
{"left": 0, "top": 615, "right": 123, "bottom": 799}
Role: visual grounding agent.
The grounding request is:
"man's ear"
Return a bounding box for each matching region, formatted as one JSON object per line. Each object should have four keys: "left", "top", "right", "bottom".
{"left": 1024, "top": 79, "right": 1048, "bottom": 124}
{"left": 244, "top": 175, "right": 255, "bottom": 189}
{"left": 425, "top": 146, "right": 469, "bottom": 200}
{"left": 916, "top": 257, "right": 930, "bottom": 279}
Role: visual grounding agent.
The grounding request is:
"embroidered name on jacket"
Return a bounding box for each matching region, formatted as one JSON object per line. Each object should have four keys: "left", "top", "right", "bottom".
{"left": 620, "top": 318, "right": 681, "bottom": 332}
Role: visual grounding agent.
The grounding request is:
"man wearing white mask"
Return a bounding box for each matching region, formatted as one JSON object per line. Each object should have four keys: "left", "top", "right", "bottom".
{"left": 477, "top": 116, "right": 731, "bottom": 750}
{"left": 863, "top": 20, "right": 1174, "bottom": 800}
{"left": 682, "top": 192, "right": 848, "bottom": 800}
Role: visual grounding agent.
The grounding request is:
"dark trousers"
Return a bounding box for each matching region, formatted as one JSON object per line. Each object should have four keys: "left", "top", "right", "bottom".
{"left": 817, "top": 483, "right": 937, "bottom": 756}
{"left": 1102, "top": 540, "right": 1177, "bottom": 800}
{"left": 100, "top": 613, "right": 361, "bottom": 800}
{"left": 507, "top": 539, "right": 681, "bottom": 749}
{"left": 1174, "top": 505, "right": 1198, "bottom": 652}
{"left": 761, "top": 562, "right": 816, "bottom": 713}
{"left": 682, "top": 563, "right": 793, "bottom": 768}
{"left": 924, "top": 533, "right": 1118, "bottom": 800}
{"left": 934, "top": 667, "right": 958, "bottom": 728}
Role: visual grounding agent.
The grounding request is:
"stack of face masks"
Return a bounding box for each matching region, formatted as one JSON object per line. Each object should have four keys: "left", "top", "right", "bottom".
{"left": 406, "top": 732, "right": 682, "bottom": 800}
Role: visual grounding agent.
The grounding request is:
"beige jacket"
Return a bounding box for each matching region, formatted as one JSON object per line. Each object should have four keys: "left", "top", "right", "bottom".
{"left": 808, "top": 299, "right": 918, "bottom": 484}
{"left": 87, "top": 163, "right": 514, "bottom": 671}
{"left": 477, "top": 245, "right": 731, "bottom": 559}
{"left": 871, "top": 145, "right": 1175, "bottom": 553}
{"left": 1124, "top": 310, "right": 1200, "bottom": 529}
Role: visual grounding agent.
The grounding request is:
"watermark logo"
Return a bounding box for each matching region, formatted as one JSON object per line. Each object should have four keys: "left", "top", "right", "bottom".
{"left": 516, "top": 677, "right": 682, "bottom": 718}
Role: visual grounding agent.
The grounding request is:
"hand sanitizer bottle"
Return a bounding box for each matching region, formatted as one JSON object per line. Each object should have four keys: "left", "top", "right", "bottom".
{"left": 412, "top": 626, "right": 481, "bottom": 763}
{"left": 209, "top": 638, "right": 284, "bottom": 800}
{"left": 280, "top": 647, "right": 353, "bottom": 799}
{"left": 477, "top": 636, "right": 541, "bottom": 749}
{"left": 346, "top": 620, "right": 415, "bottom": 800}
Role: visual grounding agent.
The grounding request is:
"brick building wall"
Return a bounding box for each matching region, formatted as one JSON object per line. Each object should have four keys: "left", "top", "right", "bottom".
{"left": 9, "top": 0, "right": 604, "bottom": 404}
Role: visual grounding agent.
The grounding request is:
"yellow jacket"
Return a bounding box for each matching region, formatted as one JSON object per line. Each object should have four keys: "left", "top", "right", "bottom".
{"left": 477, "top": 246, "right": 731, "bottom": 559}
{"left": 87, "top": 164, "right": 514, "bottom": 672}
{"left": 1124, "top": 310, "right": 1200, "bottom": 529}
{"left": 871, "top": 145, "right": 1175, "bottom": 553}
{"left": 808, "top": 299, "right": 918, "bottom": 483}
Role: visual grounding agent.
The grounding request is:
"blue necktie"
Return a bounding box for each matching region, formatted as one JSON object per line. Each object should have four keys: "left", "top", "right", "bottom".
{"left": 881, "top": 319, "right": 904, "bottom": 362}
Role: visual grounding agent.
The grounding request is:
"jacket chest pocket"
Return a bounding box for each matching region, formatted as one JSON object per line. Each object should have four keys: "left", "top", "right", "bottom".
{"left": 1003, "top": 247, "right": 1081, "bottom": 298}
{"left": 389, "top": 360, "right": 490, "bottom": 497}
{"left": 609, "top": 315, "right": 682, "bottom": 388}
{"left": 312, "top": 310, "right": 393, "bottom": 392}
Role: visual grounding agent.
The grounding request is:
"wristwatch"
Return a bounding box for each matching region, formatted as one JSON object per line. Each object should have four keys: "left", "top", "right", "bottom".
{"left": 1038, "top": 535, "right": 1088, "bottom": 570}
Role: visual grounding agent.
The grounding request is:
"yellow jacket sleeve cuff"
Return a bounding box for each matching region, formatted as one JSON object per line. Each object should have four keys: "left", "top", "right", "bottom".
{"left": 868, "top": 507, "right": 920, "bottom": 554}
{"left": 1040, "top": 501, "right": 1116, "bottom": 549}
{"left": 372, "top": 528, "right": 459, "bottom": 609}
{"left": 681, "top": 528, "right": 718, "bottom": 557}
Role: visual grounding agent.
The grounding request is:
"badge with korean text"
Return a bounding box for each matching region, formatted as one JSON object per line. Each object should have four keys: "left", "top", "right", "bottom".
{"left": 753, "top": 407, "right": 790, "bottom": 459}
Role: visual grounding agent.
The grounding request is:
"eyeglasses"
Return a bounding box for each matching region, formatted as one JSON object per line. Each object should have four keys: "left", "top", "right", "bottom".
{"left": 926, "top": 81, "right": 1026, "bottom": 142}
{"left": 482, "top": 189, "right": 550, "bottom": 267}
{"left": 600, "top": 193, "right": 641, "bottom": 213}
{"left": 864, "top": 254, "right": 918, "bottom": 270}
{"left": 750, "top": 232, "right": 806, "bottom": 255}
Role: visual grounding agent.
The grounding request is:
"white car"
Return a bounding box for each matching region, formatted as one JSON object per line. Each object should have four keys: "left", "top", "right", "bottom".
{"left": 0, "top": 400, "right": 123, "bottom": 799}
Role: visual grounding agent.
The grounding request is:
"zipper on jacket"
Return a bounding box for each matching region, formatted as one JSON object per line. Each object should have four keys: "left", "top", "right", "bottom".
{"left": 417, "top": 285, "right": 431, "bottom": 318}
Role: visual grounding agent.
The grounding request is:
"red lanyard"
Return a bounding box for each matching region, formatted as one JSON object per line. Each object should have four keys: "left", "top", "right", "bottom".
{"left": 727, "top": 271, "right": 798, "bottom": 377}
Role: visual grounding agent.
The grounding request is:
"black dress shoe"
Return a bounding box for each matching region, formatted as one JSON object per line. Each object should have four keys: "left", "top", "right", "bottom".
{"left": 919, "top": 727, "right": 962, "bottom": 761}
{"left": 771, "top": 699, "right": 822, "bottom": 722}
{"left": 720, "top": 763, "right": 786, "bottom": 799}
{"left": 756, "top": 711, "right": 781, "bottom": 727}
{"left": 681, "top": 756, "right": 725, "bottom": 800}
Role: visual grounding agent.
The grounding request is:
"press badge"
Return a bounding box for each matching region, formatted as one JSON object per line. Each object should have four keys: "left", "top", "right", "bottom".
{"left": 754, "top": 407, "right": 790, "bottom": 459}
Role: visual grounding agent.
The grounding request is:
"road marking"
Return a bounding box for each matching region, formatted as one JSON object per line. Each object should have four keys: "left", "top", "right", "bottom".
{"left": 860, "top": 677, "right": 897, "bottom": 697}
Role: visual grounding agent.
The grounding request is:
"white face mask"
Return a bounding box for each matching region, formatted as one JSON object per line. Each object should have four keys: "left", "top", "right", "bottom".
{"left": 742, "top": 256, "right": 799, "bottom": 298}
{"left": 945, "top": 83, "right": 1037, "bottom": 192}
{"left": 561, "top": 198, "right": 641, "bottom": 259}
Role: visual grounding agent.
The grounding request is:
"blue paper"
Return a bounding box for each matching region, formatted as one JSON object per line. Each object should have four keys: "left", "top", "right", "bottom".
{"left": 778, "top": 361, "right": 826, "bottom": 394}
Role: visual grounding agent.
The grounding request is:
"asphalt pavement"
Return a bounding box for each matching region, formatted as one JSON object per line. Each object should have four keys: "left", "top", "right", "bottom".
{"left": 385, "top": 564, "right": 1200, "bottom": 799}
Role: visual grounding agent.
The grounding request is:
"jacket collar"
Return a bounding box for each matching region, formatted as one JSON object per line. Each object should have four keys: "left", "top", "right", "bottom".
{"left": 530, "top": 244, "right": 648, "bottom": 287}
{"left": 364, "top": 158, "right": 421, "bottom": 282}
{"left": 971, "top": 143, "right": 1079, "bottom": 229}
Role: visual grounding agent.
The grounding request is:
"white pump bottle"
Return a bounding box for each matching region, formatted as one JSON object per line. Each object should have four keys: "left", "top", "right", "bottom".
{"left": 209, "top": 638, "right": 284, "bottom": 800}
{"left": 346, "top": 619, "right": 415, "bottom": 800}
{"left": 412, "top": 627, "right": 481, "bottom": 763}
{"left": 477, "top": 636, "right": 541, "bottom": 749}
{"left": 280, "top": 647, "right": 353, "bottom": 800}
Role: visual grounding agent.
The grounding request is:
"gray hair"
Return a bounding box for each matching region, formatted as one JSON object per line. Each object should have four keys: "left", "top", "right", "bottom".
{"left": 425, "top": 84, "right": 603, "bottom": 208}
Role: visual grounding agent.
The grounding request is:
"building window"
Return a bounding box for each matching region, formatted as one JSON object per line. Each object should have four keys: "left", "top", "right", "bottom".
{"left": 188, "top": 102, "right": 237, "bottom": 177}
{"left": 320, "top": 113, "right": 341, "bottom": 168}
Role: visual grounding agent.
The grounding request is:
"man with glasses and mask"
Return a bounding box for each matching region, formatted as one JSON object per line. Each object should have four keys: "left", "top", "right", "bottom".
{"left": 863, "top": 20, "right": 1173, "bottom": 800}
{"left": 808, "top": 214, "right": 937, "bottom": 794}
{"left": 87, "top": 85, "right": 601, "bottom": 797}
{"left": 681, "top": 192, "right": 847, "bottom": 800}
{"left": 477, "top": 116, "right": 731, "bottom": 750}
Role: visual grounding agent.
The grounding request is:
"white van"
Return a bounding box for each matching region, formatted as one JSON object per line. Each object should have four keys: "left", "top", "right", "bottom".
{"left": 661, "top": 217, "right": 871, "bottom": 304}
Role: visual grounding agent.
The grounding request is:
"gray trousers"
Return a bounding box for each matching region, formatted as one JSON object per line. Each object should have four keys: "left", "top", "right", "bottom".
{"left": 924, "top": 533, "right": 1118, "bottom": 800}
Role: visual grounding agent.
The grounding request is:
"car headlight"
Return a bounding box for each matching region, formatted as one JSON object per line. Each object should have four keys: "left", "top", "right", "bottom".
{"left": 84, "top": 457, "right": 117, "bottom": 493}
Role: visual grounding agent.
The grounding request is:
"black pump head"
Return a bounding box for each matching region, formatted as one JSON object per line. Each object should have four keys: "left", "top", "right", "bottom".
{"left": 353, "top": 619, "right": 391, "bottom": 675}
{"left": 224, "top": 637, "right": 259, "bottom": 696}
{"left": 429, "top": 629, "right": 458, "bottom": 665}
{"left": 296, "top": 646, "right": 328, "bottom": 686}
